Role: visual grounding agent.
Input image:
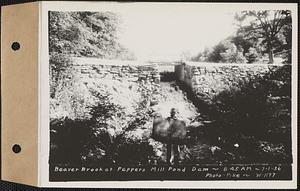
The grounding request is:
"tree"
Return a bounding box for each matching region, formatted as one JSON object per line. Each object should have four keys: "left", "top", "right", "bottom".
{"left": 191, "top": 47, "right": 211, "bottom": 62}
{"left": 230, "top": 32, "right": 264, "bottom": 62}
{"left": 207, "top": 40, "right": 246, "bottom": 63}
{"left": 49, "top": 11, "right": 136, "bottom": 60}
{"left": 245, "top": 47, "right": 260, "bottom": 63}
{"left": 235, "top": 10, "right": 292, "bottom": 64}
{"left": 276, "top": 13, "right": 292, "bottom": 63}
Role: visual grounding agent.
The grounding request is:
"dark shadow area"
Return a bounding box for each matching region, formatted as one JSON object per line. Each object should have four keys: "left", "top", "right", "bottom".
{"left": 176, "top": 65, "right": 292, "bottom": 164}
{"left": 50, "top": 117, "right": 93, "bottom": 165}
{"left": 160, "top": 71, "right": 176, "bottom": 82}
{"left": 50, "top": 116, "right": 156, "bottom": 166}
{"left": 50, "top": 88, "right": 157, "bottom": 166}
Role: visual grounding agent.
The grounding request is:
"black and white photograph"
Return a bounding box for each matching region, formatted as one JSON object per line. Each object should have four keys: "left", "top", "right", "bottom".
{"left": 47, "top": 2, "right": 295, "bottom": 183}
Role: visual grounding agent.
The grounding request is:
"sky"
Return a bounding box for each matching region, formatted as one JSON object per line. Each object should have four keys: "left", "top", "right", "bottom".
{"left": 114, "top": 5, "right": 237, "bottom": 61}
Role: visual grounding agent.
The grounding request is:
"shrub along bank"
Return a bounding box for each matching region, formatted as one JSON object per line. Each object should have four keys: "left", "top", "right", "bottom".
{"left": 176, "top": 63, "right": 292, "bottom": 163}
{"left": 50, "top": 55, "right": 160, "bottom": 165}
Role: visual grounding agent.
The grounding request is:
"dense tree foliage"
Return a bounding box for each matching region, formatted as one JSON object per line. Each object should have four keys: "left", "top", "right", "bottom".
{"left": 49, "top": 11, "right": 136, "bottom": 98}
{"left": 191, "top": 40, "right": 246, "bottom": 63}
{"left": 191, "top": 10, "right": 292, "bottom": 64}
{"left": 49, "top": 11, "right": 136, "bottom": 60}
{"left": 207, "top": 40, "right": 246, "bottom": 63}
{"left": 235, "top": 10, "right": 292, "bottom": 63}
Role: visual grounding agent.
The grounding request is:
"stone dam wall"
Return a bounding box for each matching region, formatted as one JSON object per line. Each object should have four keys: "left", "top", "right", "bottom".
{"left": 51, "top": 58, "right": 160, "bottom": 120}
{"left": 175, "top": 62, "right": 290, "bottom": 103}
{"left": 51, "top": 57, "right": 290, "bottom": 120}
{"left": 73, "top": 58, "right": 160, "bottom": 84}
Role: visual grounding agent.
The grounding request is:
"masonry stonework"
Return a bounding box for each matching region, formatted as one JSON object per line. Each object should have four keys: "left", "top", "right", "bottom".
{"left": 175, "top": 62, "right": 289, "bottom": 103}
{"left": 51, "top": 58, "right": 161, "bottom": 120}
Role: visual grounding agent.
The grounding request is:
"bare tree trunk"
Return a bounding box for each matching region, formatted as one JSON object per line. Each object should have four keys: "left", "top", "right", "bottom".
{"left": 268, "top": 49, "right": 274, "bottom": 64}
{"left": 267, "top": 41, "right": 274, "bottom": 64}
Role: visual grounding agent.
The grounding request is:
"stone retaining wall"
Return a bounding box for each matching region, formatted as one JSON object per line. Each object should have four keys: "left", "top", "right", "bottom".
{"left": 175, "top": 62, "right": 290, "bottom": 103}
{"left": 73, "top": 58, "right": 160, "bottom": 84}
{"left": 51, "top": 58, "right": 160, "bottom": 120}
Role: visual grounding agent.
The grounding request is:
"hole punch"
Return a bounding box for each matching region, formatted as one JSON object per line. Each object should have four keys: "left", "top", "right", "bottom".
{"left": 12, "top": 144, "right": 21, "bottom": 154}
{"left": 11, "top": 42, "right": 20, "bottom": 51}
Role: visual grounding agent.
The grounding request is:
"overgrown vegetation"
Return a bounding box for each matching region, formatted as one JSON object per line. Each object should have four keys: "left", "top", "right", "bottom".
{"left": 49, "top": 57, "right": 159, "bottom": 165}
{"left": 50, "top": 76, "right": 159, "bottom": 165}
{"left": 191, "top": 65, "right": 292, "bottom": 163}
{"left": 49, "top": 11, "right": 136, "bottom": 60}
{"left": 49, "top": 11, "right": 158, "bottom": 165}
